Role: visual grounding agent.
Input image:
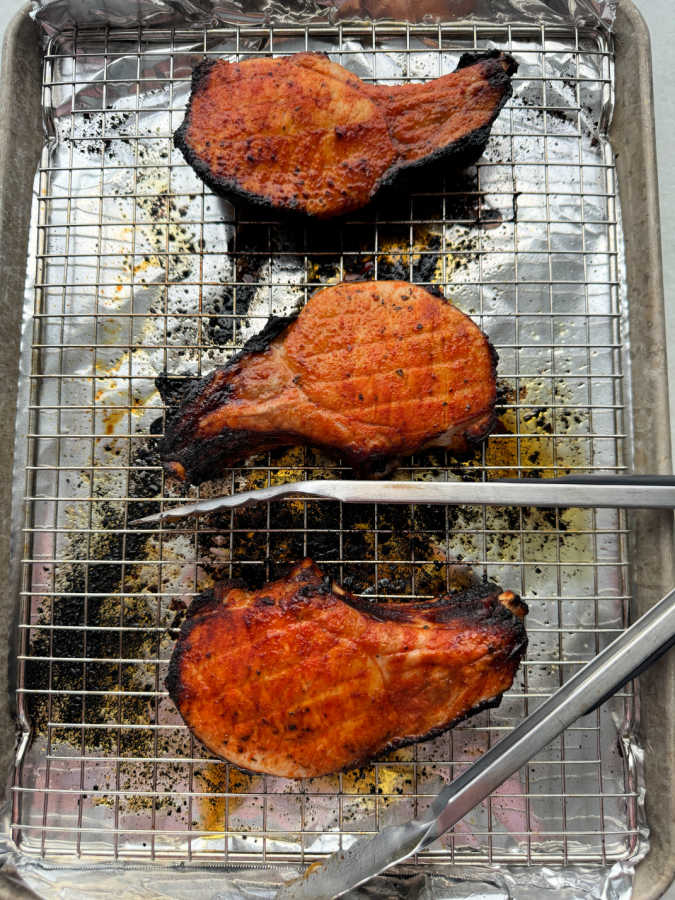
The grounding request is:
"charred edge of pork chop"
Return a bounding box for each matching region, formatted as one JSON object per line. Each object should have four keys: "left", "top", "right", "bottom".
{"left": 165, "top": 562, "right": 528, "bottom": 769}
{"left": 173, "top": 51, "right": 517, "bottom": 220}
{"left": 344, "top": 584, "right": 528, "bottom": 633}
{"left": 157, "top": 314, "right": 295, "bottom": 415}
{"left": 155, "top": 315, "right": 297, "bottom": 481}
{"left": 363, "top": 692, "right": 509, "bottom": 766}
{"left": 456, "top": 48, "right": 518, "bottom": 74}
{"left": 157, "top": 385, "right": 500, "bottom": 485}
{"left": 372, "top": 50, "right": 517, "bottom": 191}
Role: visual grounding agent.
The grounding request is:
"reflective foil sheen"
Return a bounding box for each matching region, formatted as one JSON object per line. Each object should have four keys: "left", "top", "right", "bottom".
{"left": 34, "top": 0, "right": 616, "bottom": 32}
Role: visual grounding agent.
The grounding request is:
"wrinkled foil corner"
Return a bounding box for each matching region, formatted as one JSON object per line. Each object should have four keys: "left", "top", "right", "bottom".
{"left": 0, "top": 856, "right": 642, "bottom": 899}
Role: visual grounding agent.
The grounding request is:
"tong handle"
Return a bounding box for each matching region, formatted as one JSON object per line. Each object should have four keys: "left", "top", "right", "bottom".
{"left": 499, "top": 473, "right": 675, "bottom": 486}
{"left": 425, "top": 585, "right": 675, "bottom": 842}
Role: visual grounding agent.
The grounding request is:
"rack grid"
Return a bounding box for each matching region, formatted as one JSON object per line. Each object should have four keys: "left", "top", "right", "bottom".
{"left": 12, "top": 21, "right": 638, "bottom": 868}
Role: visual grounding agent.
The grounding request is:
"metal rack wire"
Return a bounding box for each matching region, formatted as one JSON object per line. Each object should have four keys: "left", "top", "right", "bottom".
{"left": 11, "top": 20, "right": 638, "bottom": 868}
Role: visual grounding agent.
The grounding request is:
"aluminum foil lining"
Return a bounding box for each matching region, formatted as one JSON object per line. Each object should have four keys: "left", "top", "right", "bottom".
{"left": 33, "top": 0, "right": 617, "bottom": 34}
{"left": 4, "top": 6, "right": 646, "bottom": 900}
{"left": 0, "top": 857, "right": 640, "bottom": 898}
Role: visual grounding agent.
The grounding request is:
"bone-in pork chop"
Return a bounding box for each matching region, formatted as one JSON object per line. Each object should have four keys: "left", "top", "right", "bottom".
{"left": 174, "top": 50, "right": 517, "bottom": 218}
{"left": 166, "top": 559, "right": 528, "bottom": 778}
{"left": 158, "top": 281, "right": 498, "bottom": 484}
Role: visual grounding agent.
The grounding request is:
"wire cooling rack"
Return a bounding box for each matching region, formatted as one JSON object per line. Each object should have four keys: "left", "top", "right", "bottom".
{"left": 11, "top": 21, "right": 640, "bottom": 868}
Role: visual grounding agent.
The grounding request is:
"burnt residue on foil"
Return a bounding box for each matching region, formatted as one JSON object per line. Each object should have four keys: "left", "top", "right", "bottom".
{"left": 196, "top": 175, "right": 494, "bottom": 354}
{"left": 24, "top": 454, "right": 203, "bottom": 819}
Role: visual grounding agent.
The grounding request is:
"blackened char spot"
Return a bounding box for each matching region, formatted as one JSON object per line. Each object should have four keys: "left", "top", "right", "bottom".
{"left": 157, "top": 315, "right": 298, "bottom": 483}
{"left": 184, "top": 587, "right": 220, "bottom": 619}
{"left": 156, "top": 372, "right": 200, "bottom": 411}
{"left": 227, "top": 315, "right": 296, "bottom": 366}
{"left": 344, "top": 579, "right": 527, "bottom": 630}
{"left": 149, "top": 415, "right": 164, "bottom": 436}
{"left": 186, "top": 58, "right": 219, "bottom": 100}
{"left": 456, "top": 49, "right": 518, "bottom": 76}
{"left": 157, "top": 315, "right": 296, "bottom": 416}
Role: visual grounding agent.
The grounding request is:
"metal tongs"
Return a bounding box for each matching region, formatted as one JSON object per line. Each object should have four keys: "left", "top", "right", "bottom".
{"left": 131, "top": 471, "right": 675, "bottom": 898}
{"left": 132, "top": 473, "right": 675, "bottom": 525}
{"left": 276, "top": 586, "right": 675, "bottom": 899}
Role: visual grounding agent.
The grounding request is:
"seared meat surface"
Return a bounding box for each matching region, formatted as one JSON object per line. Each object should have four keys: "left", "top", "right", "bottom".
{"left": 166, "top": 559, "right": 528, "bottom": 778}
{"left": 158, "top": 281, "right": 498, "bottom": 484}
{"left": 175, "top": 50, "right": 516, "bottom": 218}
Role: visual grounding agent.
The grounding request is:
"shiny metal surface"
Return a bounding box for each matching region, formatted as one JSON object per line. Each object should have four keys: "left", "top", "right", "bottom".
{"left": 32, "top": 0, "right": 618, "bottom": 31}
{"left": 279, "top": 587, "right": 675, "bottom": 899}
{"left": 131, "top": 476, "right": 675, "bottom": 525}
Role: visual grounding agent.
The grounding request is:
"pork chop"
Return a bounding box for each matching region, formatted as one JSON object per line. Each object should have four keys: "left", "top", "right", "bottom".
{"left": 166, "top": 559, "right": 528, "bottom": 778}
{"left": 175, "top": 50, "right": 517, "bottom": 218}
{"left": 158, "top": 280, "right": 498, "bottom": 484}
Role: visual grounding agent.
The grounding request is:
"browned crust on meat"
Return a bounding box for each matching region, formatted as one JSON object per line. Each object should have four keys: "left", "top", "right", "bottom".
{"left": 157, "top": 281, "right": 499, "bottom": 484}
{"left": 174, "top": 51, "right": 517, "bottom": 219}
{"left": 166, "top": 559, "right": 527, "bottom": 777}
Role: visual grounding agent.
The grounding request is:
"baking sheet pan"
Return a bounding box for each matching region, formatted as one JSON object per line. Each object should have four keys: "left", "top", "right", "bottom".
{"left": 0, "top": 3, "right": 672, "bottom": 896}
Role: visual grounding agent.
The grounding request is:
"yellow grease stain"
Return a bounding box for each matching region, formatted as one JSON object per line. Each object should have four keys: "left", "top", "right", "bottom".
{"left": 102, "top": 408, "right": 126, "bottom": 435}
{"left": 196, "top": 763, "right": 260, "bottom": 833}
{"left": 304, "top": 225, "right": 475, "bottom": 289}
{"left": 486, "top": 377, "right": 590, "bottom": 478}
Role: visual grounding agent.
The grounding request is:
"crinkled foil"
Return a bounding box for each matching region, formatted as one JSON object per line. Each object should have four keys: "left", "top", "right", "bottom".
{"left": 0, "top": 857, "right": 641, "bottom": 898}
{"left": 34, "top": 0, "right": 616, "bottom": 33}
{"left": 2, "top": 2, "right": 647, "bottom": 899}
